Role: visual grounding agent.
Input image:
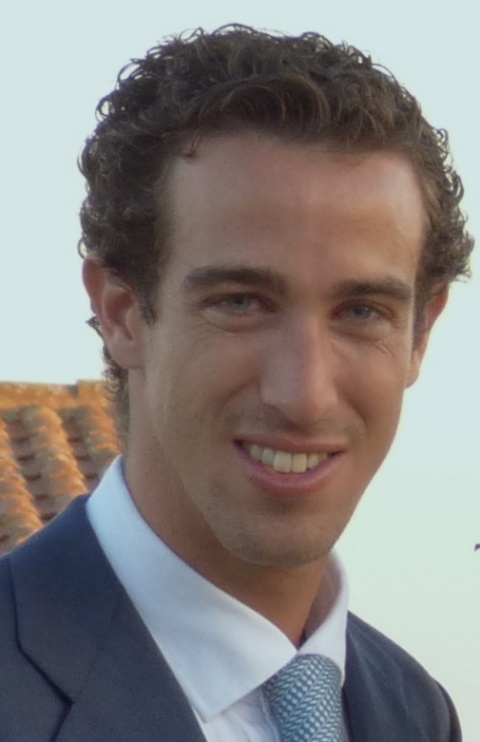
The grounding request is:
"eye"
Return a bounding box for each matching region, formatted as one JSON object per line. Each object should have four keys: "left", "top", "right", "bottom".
{"left": 334, "top": 302, "right": 390, "bottom": 336}
{"left": 335, "top": 300, "right": 396, "bottom": 341}
{"left": 220, "top": 294, "right": 258, "bottom": 311}
{"left": 210, "top": 293, "right": 267, "bottom": 314}
{"left": 344, "top": 304, "right": 377, "bottom": 321}
{"left": 200, "top": 291, "right": 274, "bottom": 331}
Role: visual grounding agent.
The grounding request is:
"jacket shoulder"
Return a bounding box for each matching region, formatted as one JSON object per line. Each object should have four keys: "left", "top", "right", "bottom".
{"left": 0, "top": 551, "right": 68, "bottom": 741}
{"left": 0, "top": 497, "right": 108, "bottom": 741}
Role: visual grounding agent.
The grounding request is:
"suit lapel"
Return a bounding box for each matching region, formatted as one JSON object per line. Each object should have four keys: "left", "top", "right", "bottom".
{"left": 344, "top": 614, "right": 459, "bottom": 742}
{"left": 343, "top": 614, "right": 424, "bottom": 742}
{"left": 11, "top": 498, "right": 206, "bottom": 742}
{"left": 55, "top": 592, "right": 206, "bottom": 742}
{"left": 343, "top": 631, "right": 406, "bottom": 742}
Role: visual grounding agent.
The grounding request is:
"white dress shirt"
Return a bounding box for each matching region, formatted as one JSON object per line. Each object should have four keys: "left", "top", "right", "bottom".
{"left": 87, "top": 457, "right": 349, "bottom": 741}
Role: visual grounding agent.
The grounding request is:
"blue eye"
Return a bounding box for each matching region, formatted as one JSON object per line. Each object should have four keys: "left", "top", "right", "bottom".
{"left": 225, "top": 295, "right": 254, "bottom": 309}
{"left": 347, "top": 304, "right": 374, "bottom": 320}
{"left": 216, "top": 294, "right": 263, "bottom": 313}
{"left": 201, "top": 291, "right": 272, "bottom": 331}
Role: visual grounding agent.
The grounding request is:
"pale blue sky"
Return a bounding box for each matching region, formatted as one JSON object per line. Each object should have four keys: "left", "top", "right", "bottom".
{"left": 2, "top": 1, "right": 479, "bottom": 738}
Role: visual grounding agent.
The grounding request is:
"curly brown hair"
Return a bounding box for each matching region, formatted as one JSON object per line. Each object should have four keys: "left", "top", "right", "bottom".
{"left": 78, "top": 25, "right": 473, "bottom": 432}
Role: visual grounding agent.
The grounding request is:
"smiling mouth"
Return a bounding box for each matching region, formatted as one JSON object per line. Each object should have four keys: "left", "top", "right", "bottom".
{"left": 243, "top": 443, "right": 329, "bottom": 474}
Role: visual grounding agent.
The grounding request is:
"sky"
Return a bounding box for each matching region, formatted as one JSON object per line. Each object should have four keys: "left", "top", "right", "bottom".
{"left": 2, "top": 0, "right": 479, "bottom": 738}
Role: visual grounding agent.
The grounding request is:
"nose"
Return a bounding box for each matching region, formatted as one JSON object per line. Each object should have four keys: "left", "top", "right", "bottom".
{"left": 259, "top": 316, "right": 340, "bottom": 428}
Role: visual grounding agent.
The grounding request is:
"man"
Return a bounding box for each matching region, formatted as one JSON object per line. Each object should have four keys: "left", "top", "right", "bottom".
{"left": 0, "top": 25, "right": 472, "bottom": 741}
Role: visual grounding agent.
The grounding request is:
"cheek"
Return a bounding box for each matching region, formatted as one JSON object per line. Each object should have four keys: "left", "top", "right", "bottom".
{"left": 179, "top": 332, "right": 260, "bottom": 394}
{"left": 340, "top": 347, "right": 410, "bottom": 429}
{"left": 149, "top": 335, "right": 255, "bottom": 432}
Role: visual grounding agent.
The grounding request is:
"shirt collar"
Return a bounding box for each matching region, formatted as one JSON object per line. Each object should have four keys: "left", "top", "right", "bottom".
{"left": 87, "top": 457, "right": 349, "bottom": 721}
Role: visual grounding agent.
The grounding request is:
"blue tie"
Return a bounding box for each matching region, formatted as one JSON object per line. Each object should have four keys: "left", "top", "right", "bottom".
{"left": 263, "top": 654, "right": 344, "bottom": 741}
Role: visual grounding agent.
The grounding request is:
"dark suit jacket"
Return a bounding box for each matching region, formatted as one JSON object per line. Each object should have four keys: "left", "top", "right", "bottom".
{"left": 0, "top": 497, "right": 461, "bottom": 741}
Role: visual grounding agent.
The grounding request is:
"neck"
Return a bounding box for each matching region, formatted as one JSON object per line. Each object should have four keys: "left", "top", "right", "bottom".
{"left": 133, "top": 478, "right": 327, "bottom": 643}
{"left": 124, "top": 434, "right": 330, "bottom": 645}
{"left": 200, "top": 558, "right": 329, "bottom": 646}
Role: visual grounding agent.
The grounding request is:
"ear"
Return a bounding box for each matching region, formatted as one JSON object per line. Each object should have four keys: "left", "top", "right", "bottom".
{"left": 406, "top": 287, "right": 448, "bottom": 387}
{"left": 82, "top": 257, "right": 144, "bottom": 369}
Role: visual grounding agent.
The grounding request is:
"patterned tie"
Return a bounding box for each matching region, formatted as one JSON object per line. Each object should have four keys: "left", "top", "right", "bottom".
{"left": 263, "top": 654, "right": 344, "bottom": 741}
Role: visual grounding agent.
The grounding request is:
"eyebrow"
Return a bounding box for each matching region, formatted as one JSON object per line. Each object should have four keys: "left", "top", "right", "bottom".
{"left": 183, "top": 266, "right": 288, "bottom": 296}
{"left": 183, "top": 265, "right": 413, "bottom": 303}
{"left": 329, "top": 278, "right": 413, "bottom": 304}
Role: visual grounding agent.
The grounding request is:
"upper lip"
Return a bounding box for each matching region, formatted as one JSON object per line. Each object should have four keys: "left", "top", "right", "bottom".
{"left": 235, "top": 434, "right": 346, "bottom": 455}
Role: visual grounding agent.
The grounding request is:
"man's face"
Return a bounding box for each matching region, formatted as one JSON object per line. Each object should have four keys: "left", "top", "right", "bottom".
{"left": 119, "top": 134, "right": 442, "bottom": 573}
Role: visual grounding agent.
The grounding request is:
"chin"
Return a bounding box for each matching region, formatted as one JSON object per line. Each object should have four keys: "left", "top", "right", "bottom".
{"left": 219, "top": 529, "right": 335, "bottom": 570}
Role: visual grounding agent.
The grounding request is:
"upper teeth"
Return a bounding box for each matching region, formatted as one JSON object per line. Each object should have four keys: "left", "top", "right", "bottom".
{"left": 245, "top": 444, "right": 328, "bottom": 474}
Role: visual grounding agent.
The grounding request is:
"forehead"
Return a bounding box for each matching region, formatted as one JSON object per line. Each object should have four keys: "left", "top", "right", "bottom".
{"left": 164, "top": 134, "right": 426, "bottom": 283}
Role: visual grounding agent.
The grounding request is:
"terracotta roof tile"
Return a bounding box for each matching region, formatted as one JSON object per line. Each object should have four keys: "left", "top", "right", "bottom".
{"left": 0, "top": 382, "right": 120, "bottom": 554}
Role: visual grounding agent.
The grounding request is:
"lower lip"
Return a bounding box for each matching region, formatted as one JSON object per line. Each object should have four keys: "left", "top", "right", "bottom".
{"left": 235, "top": 443, "right": 341, "bottom": 497}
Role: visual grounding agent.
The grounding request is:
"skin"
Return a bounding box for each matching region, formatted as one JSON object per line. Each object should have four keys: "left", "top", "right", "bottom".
{"left": 84, "top": 134, "right": 446, "bottom": 644}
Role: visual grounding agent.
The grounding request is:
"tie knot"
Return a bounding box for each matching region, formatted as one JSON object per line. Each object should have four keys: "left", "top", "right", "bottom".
{"left": 263, "top": 655, "right": 344, "bottom": 741}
